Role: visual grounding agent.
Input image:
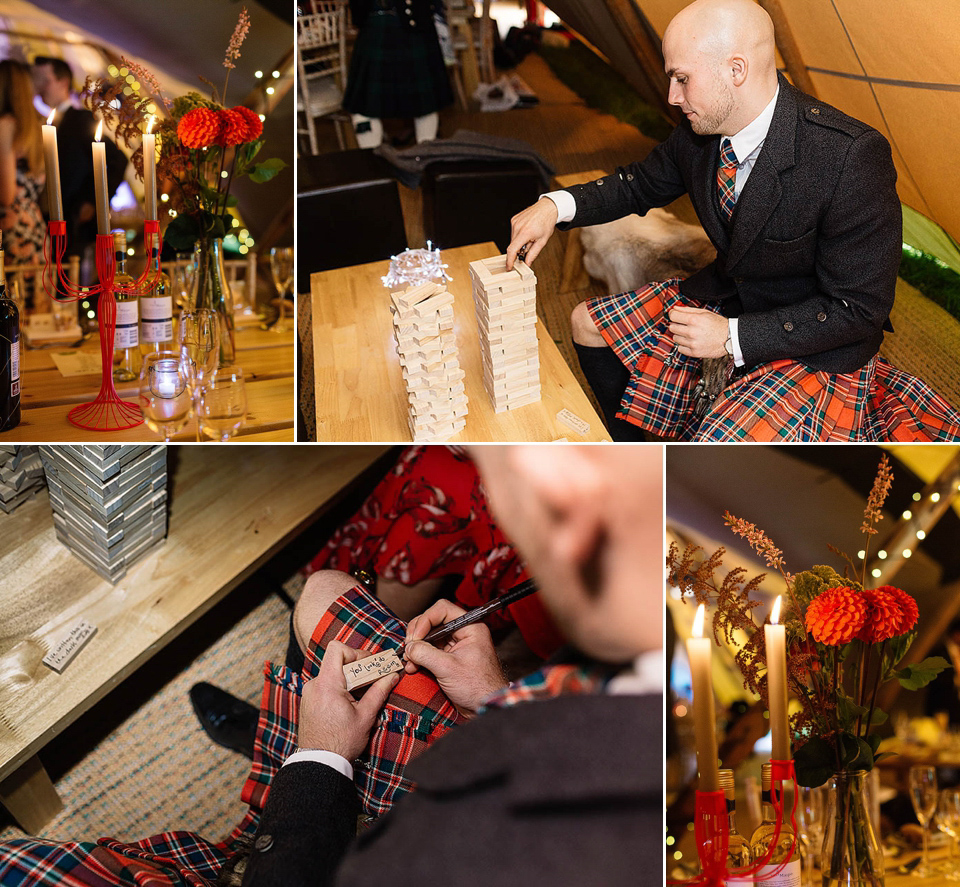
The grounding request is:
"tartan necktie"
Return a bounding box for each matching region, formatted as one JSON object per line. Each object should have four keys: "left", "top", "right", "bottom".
{"left": 717, "top": 138, "right": 739, "bottom": 221}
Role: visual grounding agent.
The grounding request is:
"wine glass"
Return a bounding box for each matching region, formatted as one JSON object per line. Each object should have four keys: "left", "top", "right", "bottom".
{"left": 268, "top": 246, "right": 293, "bottom": 333}
{"left": 173, "top": 251, "right": 197, "bottom": 311}
{"left": 138, "top": 351, "right": 191, "bottom": 441}
{"left": 798, "top": 784, "right": 825, "bottom": 887}
{"left": 197, "top": 365, "right": 246, "bottom": 441}
{"left": 938, "top": 789, "right": 960, "bottom": 880}
{"left": 910, "top": 765, "right": 939, "bottom": 876}
{"left": 179, "top": 309, "right": 220, "bottom": 441}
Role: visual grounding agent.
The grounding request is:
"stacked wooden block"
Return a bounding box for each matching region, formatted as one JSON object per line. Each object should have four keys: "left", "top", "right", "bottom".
{"left": 468, "top": 255, "right": 541, "bottom": 412}
{"left": 39, "top": 445, "right": 168, "bottom": 583}
{"left": 391, "top": 282, "right": 468, "bottom": 442}
{"left": 0, "top": 446, "right": 46, "bottom": 513}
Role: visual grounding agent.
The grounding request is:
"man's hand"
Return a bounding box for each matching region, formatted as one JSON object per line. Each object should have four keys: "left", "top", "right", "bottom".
{"left": 668, "top": 306, "right": 729, "bottom": 358}
{"left": 404, "top": 600, "right": 508, "bottom": 717}
{"left": 297, "top": 641, "right": 399, "bottom": 760}
{"left": 506, "top": 197, "right": 559, "bottom": 271}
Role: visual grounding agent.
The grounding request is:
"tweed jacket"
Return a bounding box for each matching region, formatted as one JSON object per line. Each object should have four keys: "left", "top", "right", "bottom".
{"left": 560, "top": 74, "right": 902, "bottom": 374}
{"left": 241, "top": 693, "right": 662, "bottom": 887}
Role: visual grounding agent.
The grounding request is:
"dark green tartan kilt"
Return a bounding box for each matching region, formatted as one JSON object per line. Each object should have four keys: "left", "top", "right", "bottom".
{"left": 343, "top": 10, "right": 453, "bottom": 119}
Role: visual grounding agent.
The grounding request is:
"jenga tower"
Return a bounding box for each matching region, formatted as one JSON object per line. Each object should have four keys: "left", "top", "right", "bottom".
{"left": 468, "top": 255, "right": 541, "bottom": 413}
{"left": 391, "top": 282, "right": 468, "bottom": 442}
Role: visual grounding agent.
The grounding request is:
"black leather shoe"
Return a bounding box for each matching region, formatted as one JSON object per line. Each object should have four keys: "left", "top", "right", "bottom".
{"left": 189, "top": 682, "right": 259, "bottom": 760}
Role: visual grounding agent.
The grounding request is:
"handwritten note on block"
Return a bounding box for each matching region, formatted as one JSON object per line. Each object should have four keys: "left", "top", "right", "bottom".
{"left": 42, "top": 619, "right": 98, "bottom": 673}
{"left": 343, "top": 650, "right": 404, "bottom": 692}
{"left": 556, "top": 408, "right": 590, "bottom": 436}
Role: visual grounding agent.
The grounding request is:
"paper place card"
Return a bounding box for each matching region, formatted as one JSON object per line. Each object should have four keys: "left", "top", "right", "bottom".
{"left": 51, "top": 350, "right": 102, "bottom": 377}
{"left": 42, "top": 619, "right": 98, "bottom": 673}
{"left": 343, "top": 649, "right": 404, "bottom": 692}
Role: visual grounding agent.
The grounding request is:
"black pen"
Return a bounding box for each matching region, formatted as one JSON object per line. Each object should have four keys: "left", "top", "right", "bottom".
{"left": 399, "top": 578, "right": 538, "bottom": 657}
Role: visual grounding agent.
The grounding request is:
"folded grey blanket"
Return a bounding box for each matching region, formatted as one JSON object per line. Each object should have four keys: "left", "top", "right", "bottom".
{"left": 375, "top": 129, "right": 555, "bottom": 189}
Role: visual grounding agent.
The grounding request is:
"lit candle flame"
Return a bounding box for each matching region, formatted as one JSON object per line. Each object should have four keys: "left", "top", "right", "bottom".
{"left": 147, "top": 115, "right": 155, "bottom": 135}
{"left": 693, "top": 603, "right": 705, "bottom": 639}
{"left": 771, "top": 595, "right": 782, "bottom": 625}
{"left": 95, "top": 119, "right": 103, "bottom": 142}
{"left": 47, "top": 109, "right": 56, "bottom": 125}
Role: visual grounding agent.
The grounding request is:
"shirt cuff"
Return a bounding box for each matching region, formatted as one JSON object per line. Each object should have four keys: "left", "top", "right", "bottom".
{"left": 728, "top": 317, "right": 745, "bottom": 367}
{"left": 542, "top": 190, "right": 576, "bottom": 224}
{"left": 283, "top": 749, "right": 354, "bottom": 781}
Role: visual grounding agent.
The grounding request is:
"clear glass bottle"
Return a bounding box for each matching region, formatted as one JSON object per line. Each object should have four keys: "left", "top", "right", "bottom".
{"left": 0, "top": 233, "right": 21, "bottom": 431}
{"left": 750, "top": 762, "right": 801, "bottom": 887}
{"left": 111, "top": 230, "right": 140, "bottom": 382}
{"left": 139, "top": 236, "right": 173, "bottom": 355}
{"left": 720, "top": 768, "right": 753, "bottom": 876}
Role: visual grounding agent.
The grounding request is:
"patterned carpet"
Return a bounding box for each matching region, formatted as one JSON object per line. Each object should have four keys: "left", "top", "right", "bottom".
{"left": 0, "top": 578, "right": 303, "bottom": 846}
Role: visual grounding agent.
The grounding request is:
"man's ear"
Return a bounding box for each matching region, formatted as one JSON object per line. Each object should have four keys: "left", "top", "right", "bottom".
{"left": 510, "top": 447, "right": 605, "bottom": 570}
{"left": 730, "top": 54, "right": 748, "bottom": 87}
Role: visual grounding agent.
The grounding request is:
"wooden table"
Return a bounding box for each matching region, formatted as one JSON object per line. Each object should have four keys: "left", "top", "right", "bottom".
{"left": 0, "top": 445, "right": 391, "bottom": 832}
{"left": 311, "top": 242, "right": 610, "bottom": 442}
{"left": 7, "top": 317, "right": 296, "bottom": 442}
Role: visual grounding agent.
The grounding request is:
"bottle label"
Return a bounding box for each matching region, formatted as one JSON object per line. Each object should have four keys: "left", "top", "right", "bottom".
{"left": 140, "top": 295, "right": 173, "bottom": 343}
{"left": 114, "top": 300, "right": 139, "bottom": 349}
{"left": 10, "top": 334, "right": 19, "bottom": 397}
{"left": 725, "top": 878, "right": 753, "bottom": 887}
{"left": 754, "top": 859, "right": 801, "bottom": 887}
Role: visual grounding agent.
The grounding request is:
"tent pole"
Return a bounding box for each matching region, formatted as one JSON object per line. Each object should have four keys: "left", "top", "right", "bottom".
{"left": 756, "top": 0, "right": 818, "bottom": 99}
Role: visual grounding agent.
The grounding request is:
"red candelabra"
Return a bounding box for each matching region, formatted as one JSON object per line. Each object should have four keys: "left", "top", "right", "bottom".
{"left": 44, "top": 219, "right": 163, "bottom": 431}
{"left": 671, "top": 759, "right": 799, "bottom": 887}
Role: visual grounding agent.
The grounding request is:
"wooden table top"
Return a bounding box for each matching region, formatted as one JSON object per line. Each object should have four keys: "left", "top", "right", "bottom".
{"left": 311, "top": 242, "right": 610, "bottom": 442}
{"left": 0, "top": 445, "right": 390, "bottom": 782}
{"left": 8, "top": 317, "right": 295, "bottom": 442}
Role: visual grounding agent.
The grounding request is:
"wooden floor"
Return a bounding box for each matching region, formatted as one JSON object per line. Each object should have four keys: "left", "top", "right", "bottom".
{"left": 300, "top": 51, "right": 692, "bottom": 436}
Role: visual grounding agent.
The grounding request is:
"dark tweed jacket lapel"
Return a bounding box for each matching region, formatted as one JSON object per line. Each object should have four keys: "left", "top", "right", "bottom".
{"left": 727, "top": 77, "right": 797, "bottom": 270}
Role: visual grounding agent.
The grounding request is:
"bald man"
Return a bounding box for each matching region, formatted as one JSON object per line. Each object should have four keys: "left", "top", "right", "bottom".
{"left": 508, "top": 0, "right": 960, "bottom": 442}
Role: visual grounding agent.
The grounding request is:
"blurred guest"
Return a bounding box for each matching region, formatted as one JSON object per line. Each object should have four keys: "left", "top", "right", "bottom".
{"left": 0, "top": 59, "right": 45, "bottom": 264}
{"left": 344, "top": 0, "right": 453, "bottom": 148}
{"left": 31, "top": 56, "right": 127, "bottom": 264}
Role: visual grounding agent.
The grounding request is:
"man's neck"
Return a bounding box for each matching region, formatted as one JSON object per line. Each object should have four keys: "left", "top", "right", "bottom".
{"left": 724, "top": 78, "right": 780, "bottom": 138}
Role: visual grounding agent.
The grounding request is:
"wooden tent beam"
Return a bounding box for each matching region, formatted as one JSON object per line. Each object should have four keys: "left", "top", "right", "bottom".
{"left": 756, "top": 0, "right": 818, "bottom": 98}
{"left": 604, "top": 0, "right": 683, "bottom": 125}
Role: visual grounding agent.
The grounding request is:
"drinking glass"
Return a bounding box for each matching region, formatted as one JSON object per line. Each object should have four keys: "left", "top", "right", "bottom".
{"left": 910, "top": 765, "right": 939, "bottom": 876}
{"left": 268, "top": 246, "right": 293, "bottom": 333}
{"left": 197, "top": 365, "right": 246, "bottom": 441}
{"left": 173, "top": 251, "right": 197, "bottom": 311}
{"left": 179, "top": 309, "right": 220, "bottom": 440}
{"left": 798, "top": 784, "right": 824, "bottom": 887}
{"left": 938, "top": 789, "right": 960, "bottom": 880}
{"left": 138, "top": 351, "right": 191, "bottom": 441}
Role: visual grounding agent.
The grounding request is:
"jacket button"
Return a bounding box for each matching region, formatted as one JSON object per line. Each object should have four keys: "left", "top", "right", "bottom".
{"left": 811, "top": 107, "right": 821, "bottom": 115}
{"left": 817, "top": 311, "right": 827, "bottom": 322}
{"left": 783, "top": 321, "right": 794, "bottom": 332}
{"left": 254, "top": 835, "right": 274, "bottom": 852}
{"left": 596, "top": 179, "right": 604, "bottom": 185}
{"left": 626, "top": 173, "right": 634, "bottom": 181}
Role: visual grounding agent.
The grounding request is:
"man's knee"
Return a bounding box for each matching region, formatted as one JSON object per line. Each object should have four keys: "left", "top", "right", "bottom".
{"left": 571, "top": 301, "right": 606, "bottom": 347}
{"left": 294, "top": 570, "right": 360, "bottom": 651}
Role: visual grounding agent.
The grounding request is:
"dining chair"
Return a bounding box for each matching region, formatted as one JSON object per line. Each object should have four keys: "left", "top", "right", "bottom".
{"left": 6, "top": 255, "right": 80, "bottom": 314}
{"left": 297, "top": 5, "right": 349, "bottom": 154}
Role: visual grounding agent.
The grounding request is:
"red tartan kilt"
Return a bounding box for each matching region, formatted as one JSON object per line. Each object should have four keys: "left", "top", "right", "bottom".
{"left": 587, "top": 282, "right": 960, "bottom": 442}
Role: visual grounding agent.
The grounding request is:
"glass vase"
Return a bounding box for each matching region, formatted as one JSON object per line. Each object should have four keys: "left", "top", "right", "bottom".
{"left": 821, "top": 771, "right": 884, "bottom": 887}
{"left": 192, "top": 237, "right": 236, "bottom": 366}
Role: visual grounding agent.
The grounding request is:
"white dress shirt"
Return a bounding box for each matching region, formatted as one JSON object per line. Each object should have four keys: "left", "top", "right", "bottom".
{"left": 543, "top": 87, "right": 781, "bottom": 366}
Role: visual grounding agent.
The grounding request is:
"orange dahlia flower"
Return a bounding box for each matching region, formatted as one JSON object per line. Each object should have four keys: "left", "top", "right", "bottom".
{"left": 178, "top": 108, "right": 222, "bottom": 148}
{"left": 877, "top": 585, "right": 919, "bottom": 635}
{"left": 231, "top": 106, "right": 263, "bottom": 142}
{"left": 805, "top": 586, "right": 867, "bottom": 645}
{"left": 857, "top": 588, "right": 903, "bottom": 644}
{"left": 219, "top": 109, "right": 249, "bottom": 146}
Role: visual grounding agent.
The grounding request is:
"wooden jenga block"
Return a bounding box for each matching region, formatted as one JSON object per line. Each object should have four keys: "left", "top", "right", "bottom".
{"left": 556, "top": 408, "right": 590, "bottom": 436}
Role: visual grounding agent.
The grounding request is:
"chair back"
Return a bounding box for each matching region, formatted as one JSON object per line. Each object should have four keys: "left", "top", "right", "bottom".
{"left": 4, "top": 256, "right": 81, "bottom": 313}
{"left": 297, "top": 7, "right": 348, "bottom": 153}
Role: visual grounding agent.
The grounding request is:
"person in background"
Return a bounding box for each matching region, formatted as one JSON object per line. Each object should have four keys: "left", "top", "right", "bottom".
{"left": 0, "top": 60, "right": 45, "bottom": 266}
{"left": 31, "top": 56, "right": 127, "bottom": 267}
{"left": 344, "top": 0, "right": 453, "bottom": 148}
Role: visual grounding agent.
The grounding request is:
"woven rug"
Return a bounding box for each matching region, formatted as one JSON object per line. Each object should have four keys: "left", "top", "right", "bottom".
{"left": 0, "top": 577, "right": 304, "bottom": 845}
